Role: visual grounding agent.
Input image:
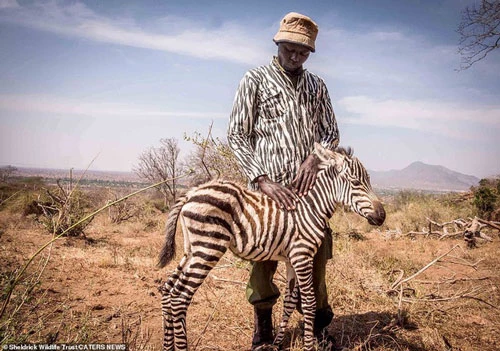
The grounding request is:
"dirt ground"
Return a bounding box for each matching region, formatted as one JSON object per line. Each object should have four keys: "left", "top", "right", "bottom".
{"left": 1, "top": 211, "right": 499, "bottom": 351}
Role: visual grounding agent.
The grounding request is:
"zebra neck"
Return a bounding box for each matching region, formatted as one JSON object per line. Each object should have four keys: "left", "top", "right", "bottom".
{"left": 300, "top": 169, "right": 337, "bottom": 221}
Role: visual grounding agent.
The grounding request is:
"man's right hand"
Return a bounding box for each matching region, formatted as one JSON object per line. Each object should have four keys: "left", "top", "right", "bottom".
{"left": 257, "top": 175, "right": 299, "bottom": 210}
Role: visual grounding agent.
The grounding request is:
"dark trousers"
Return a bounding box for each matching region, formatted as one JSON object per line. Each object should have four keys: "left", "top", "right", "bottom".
{"left": 246, "top": 229, "right": 333, "bottom": 311}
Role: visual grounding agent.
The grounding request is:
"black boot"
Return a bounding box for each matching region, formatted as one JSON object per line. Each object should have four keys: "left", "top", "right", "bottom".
{"left": 314, "top": 307, "right": 336, "bottom": 351}
{"left": 252, "top": 306, "right": 275, "bottom": 351}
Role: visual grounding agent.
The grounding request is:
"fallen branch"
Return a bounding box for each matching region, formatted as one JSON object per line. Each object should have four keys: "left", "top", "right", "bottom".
{"left": 401, "top": 216, "right": 498, "bottom": 246}
{"left": 390, "top": 245, "right": 460, "bottom": 291}
{"left": 387, "top": 243, "right": 496, "bottom": 323}
{"left": 413, "top": 276, "right": 491, "bottom": 285}
{"left": 444, "top": 257, "right": 484, "bottom": 270}
{"left": 476, "top": 218, "right": 500, "bottom": 231}
{"left": 439, "top": 231, "right": 465, "bottom": 240}
{"left": 401, "top": 286, "right": 498, "bottom": 309}
{"left": 464, "top": 216, "right": 496, "bottom": 247}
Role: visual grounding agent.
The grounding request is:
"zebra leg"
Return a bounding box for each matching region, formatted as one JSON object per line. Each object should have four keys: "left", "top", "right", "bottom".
{"left": 160, "top": 255, "right": 188, "bottom": 351}
{"left": 293, "top": 260, "right": 316, "bottom": 351}
{"left": 169, "top": 254, "right": 224, "bottom": 351}
{"left": 274, "top": 263, "right": 299, "bottom": 346}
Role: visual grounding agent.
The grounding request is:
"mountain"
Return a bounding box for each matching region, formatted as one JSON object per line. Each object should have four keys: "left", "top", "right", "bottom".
{"left": 369, "top": 161, "right": 480, "bottom": 192}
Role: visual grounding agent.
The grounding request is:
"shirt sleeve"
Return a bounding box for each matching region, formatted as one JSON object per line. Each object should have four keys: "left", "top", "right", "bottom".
{"left": 317, "top": 78, "right": 340, "bottom": 150}
{"left": 227, "top": 72, "right": 267, "bottom": 183}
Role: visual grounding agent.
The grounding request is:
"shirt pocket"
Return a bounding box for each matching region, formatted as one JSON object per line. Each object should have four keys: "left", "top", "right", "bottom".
{"left": 258, "top": 87, "right": 287, "bottom": 120}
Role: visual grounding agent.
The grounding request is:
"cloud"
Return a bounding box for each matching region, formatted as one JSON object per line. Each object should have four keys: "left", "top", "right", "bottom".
{"left": 312, "top": 26, "right": 460, "bottom": 87}
{"left": 0, "top": 0, "right": 19, "bottom": 9}
{"left": 0, "top": 94, "right": 227, "bottom": 119}
{"left": 338, "top": 95, "right": 500, "bottom": 139}
{"left": 0, "top": 0, "right": 271, "bottom": 65}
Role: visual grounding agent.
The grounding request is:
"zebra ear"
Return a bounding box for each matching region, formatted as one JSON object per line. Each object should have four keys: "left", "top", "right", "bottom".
{"left": 314, "top": 143, "right": 346, "bottom": 172}
{"left": 332, "top": 152, "right": 345, "bottom": 172}
{"left": 314, "top": 143, "right": 343, "bottom": 168}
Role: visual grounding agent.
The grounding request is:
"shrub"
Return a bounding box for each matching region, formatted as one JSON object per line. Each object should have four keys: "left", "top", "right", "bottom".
{"left": 37, "top": 182, "right": 94, "bottom": 236}
{"left": 472, "top": 178, "right": 499, "bottom": 220}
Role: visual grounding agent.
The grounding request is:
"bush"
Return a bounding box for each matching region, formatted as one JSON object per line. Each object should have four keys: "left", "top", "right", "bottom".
{"left": 472, "top": 178, "right": 500, "bottom": 220}
{"left": 36, "top": 182, "right": 94, "bottom": 236}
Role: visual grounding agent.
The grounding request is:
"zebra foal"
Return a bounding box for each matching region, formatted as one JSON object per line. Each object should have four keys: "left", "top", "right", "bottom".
{"left": 158, "top": 142, "right": 386, "bottom": 351}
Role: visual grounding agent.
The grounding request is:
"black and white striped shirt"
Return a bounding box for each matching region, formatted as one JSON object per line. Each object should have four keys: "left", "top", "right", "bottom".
{"left": 228, "top": 57, "right": 339, "bottom": 189}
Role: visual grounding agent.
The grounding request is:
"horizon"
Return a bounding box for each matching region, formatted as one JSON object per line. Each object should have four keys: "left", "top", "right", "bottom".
{"left": 1, "top": 0, "right": 499, "bottom": 179}
{"left": 3, "top": 158, "right": 492, "bottom": 180}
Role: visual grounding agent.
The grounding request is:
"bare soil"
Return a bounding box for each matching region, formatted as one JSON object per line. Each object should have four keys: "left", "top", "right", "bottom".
{"left": 1, "top": 211, "right": 499, "bottom": 350}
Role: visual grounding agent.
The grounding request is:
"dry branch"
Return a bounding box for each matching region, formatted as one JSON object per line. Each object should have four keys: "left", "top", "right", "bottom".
{"left": 476, "top": 217, "right": 500, "bottom": 231}
{"left": 389, "top": 245, "right": 460, "bottom": 291}
{"left": 413, "top": 276, "right": 491, "bottom": 285}
{"left": 464, "top": 216, "right": 496, "bottom": 247}
{"left": 445, "top": 257, "right": 484, "bottom": 270}
{"left": 402, "top": 286, "right": 483, "bottom": 303}
{"left": 401, "top": 216, "right": 498, "bottom": 246}
{"left": 386, "top": 242, "right": 496, "bottom": 324}
{"left": 387, "top": 244, "right": 463, "bottom": 323}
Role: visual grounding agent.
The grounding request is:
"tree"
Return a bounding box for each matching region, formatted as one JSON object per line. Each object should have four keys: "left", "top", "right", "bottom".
{"left": 134, "top": 138, "right": 183, "bottom": 207}
{"left": 457, "top": 0, "right": 500, "bottom": 69}
{"left": 184, "top": 125, "right": 246, "bottom": 186}
{"left": 474, "top": 187, "right": 497, "bottom": 218}
{"left": 473, "top": 177, "right": 499, "bottom": 219}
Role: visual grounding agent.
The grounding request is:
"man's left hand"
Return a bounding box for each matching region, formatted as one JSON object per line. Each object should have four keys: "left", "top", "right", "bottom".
{"left": 291, "top": 154, "right": 321, "bottom": 196}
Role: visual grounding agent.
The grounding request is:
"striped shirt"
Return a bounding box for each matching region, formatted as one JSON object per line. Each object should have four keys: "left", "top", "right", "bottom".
{"left": 228, "top": 57, "right": 339, "bottom": 189}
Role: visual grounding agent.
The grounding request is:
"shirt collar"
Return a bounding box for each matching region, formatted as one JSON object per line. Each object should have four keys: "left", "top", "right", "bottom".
{"left": 271, "top": 56, "right": 305, "bottom": 77}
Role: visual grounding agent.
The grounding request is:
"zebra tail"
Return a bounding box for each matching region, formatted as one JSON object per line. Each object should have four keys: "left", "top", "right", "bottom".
{"left": 157, "top": 196, "right": 187, "bottom": 268}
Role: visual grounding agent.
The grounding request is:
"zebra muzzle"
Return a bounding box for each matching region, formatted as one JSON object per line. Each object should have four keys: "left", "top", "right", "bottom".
{"left": 367, "top": 200, "right": 386, "bottom": 226}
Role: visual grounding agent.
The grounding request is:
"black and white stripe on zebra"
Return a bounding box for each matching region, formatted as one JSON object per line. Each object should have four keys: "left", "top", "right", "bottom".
{"left": 158, "top": 142, "right": 386, "bottom": 351}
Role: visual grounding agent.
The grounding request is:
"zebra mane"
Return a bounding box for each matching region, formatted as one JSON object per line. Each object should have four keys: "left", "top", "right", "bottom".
{"left": 335, "top": 146, "right": 354, "bottom": 157}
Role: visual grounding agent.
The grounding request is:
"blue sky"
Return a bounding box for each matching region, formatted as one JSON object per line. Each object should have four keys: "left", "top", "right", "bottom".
{"left": 0, "top": 0, "right": 499, "bottom": 178}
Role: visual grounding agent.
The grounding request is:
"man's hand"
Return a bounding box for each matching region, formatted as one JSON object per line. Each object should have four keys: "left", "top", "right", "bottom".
{"left": 257, "top": 175, "right": 299, "bottom": 210}
{"left": 291, "top": 154, "right": 321, "bottom": 196}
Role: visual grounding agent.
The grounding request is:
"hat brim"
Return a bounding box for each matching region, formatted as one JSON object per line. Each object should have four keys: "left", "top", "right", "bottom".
{"left": 273, "top": 32, "right": 315, "bottom": 52}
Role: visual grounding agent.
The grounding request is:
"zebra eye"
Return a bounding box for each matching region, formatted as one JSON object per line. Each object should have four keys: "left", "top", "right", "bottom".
{"left": 351, "top": 180, "right": 361, "bottom": 187}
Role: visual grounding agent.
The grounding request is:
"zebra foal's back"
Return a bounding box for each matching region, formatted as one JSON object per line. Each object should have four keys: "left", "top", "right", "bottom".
{"left": 166, "top": 180, "right": 294, "bottom": 264}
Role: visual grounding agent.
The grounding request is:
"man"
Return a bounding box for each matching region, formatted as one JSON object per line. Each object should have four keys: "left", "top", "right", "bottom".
{"left": 227, "top": 12, "right": 339, "bottom": 350}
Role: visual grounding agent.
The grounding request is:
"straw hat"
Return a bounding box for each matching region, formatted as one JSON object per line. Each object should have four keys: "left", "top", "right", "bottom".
{"left": 273, "top": 12, "right": 318, "bottom": 52}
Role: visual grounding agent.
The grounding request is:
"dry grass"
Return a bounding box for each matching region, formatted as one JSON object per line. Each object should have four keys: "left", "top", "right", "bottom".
{"left": 0, "top": 187, "right": 499, "bottom": 350}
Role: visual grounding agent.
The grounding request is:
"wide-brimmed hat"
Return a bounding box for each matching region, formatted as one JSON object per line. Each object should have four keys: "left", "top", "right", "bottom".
{"left": 273, "top": 12, "right": 318, "bottom": 52}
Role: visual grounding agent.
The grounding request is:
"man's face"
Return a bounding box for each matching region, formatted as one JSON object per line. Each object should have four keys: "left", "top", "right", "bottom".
{"left": 277, "top": 42, "right": 311, "bottom": 72}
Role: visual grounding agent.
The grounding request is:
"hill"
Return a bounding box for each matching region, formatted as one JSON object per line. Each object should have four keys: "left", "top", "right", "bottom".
{"left": 370, "top": 161, "right": 480, "bottom": 192}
